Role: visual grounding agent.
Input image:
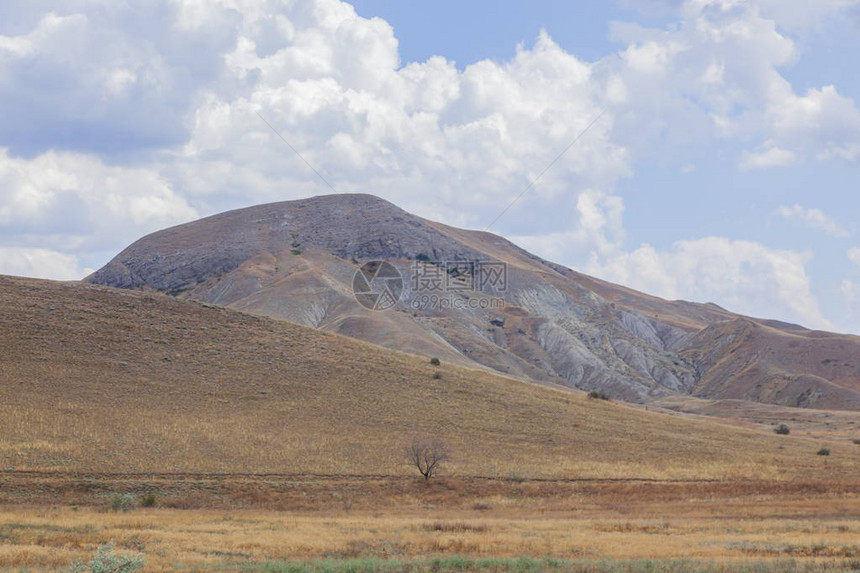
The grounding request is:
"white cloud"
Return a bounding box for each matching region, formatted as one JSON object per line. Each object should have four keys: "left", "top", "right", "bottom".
{"left": 620, "top": 0, "right": 860, "bottom": 29}
{"left": 511, "top": 189, "right": 626, "bottom": 263}
{"left": 588, "top": 237, "right": 835, "bottom": 331}
{"left": 169, "top": 12, "right": 628, "bottom": 229}
{"left": 607, "top": 1, "right": 860, "bottom": 169}
{"left": 776, "top": 204, "right": 849, "bottom": 237}
{"left": 740, "top": 147, "right": 796, "bottom": 170}
{"left": 754, "top": 0, "right": 860, "bottom": 29}
{"left": 0, "top": 0, "right": 630, "bottom": 275}
{"left": 842, "top": 279, "right": 858, "bottom": 303}
{"left": 768, "top": 85, "right": 860, "bottom": 161}
{"left": 0, "top": 0, "right": 853, "bottom": 234}
{"left": 0, "top": 148, "right": 197, "bottom": 255}
{"left": 822, "top": 143, "right": 860, "bottom": 162}
{"left": 0, "top": 247, "right": 87, "bottom": 280}
{"left": 849, "top": 247, "right": 860, "bottom": 266}
{"left": 0, "top": 3, "right": 237, "bottom": 156}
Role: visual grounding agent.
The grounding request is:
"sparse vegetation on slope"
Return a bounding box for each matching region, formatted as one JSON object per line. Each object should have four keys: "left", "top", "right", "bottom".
{"left": 0, "top": 275, "right": 857, "bottom": 479}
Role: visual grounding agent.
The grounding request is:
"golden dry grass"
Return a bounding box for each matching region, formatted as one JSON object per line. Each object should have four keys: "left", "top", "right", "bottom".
{"left": 3, "top": 276, "right": 860, "bottom": 572}
{"left": 1, "top": 275, "right": 858, "bottom": 480}
{"left": 653, "top": 395, "right": 860, "bottom": 444}
{"left": 0, "top": 480, "right": 859, "bottom": 571}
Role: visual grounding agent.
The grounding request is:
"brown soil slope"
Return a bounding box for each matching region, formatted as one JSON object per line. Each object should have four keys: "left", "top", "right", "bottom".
{"left": 0, "top": 275, "right": 857, "bottom": 480}
{"left": 87, "top": 194, "right": 860, "bottom": 410}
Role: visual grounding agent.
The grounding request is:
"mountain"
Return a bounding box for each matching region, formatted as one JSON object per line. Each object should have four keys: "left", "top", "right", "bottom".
{"left": 87, "top": 193, "right": 860, "bottom": 410}
{"left": 3, "top": 274, "right": 857, "bottom": 479}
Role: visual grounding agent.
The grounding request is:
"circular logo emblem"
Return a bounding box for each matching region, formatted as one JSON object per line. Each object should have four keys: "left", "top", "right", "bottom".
{"left": 352, "top": 261, "right": 403, "bottom": 311}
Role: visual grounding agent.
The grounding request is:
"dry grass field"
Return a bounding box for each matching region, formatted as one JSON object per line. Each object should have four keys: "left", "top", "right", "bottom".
{"left": 1, "top": 478, "right": 859, "bottom": 571}
{"left": 652, "top": 396, "right": 860, "bottom": 444}
{"left": 2, "top": 275, "right": 860, "bottom": 571}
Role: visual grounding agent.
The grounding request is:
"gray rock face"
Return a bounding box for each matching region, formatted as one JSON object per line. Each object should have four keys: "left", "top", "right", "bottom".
{"left": 89, "top": 194, "right": 483, "bottom": 292}
{"left": 87, "top": 193, "right": 860, "bottom": 410}
{"left": 619, "top": 310, "right": 689, "bottom": 351}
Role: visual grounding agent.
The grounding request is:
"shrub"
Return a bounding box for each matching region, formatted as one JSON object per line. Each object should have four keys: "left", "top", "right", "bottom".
{"left": 415, "top": 253, "right": 431, "bottom": 262}
{"left": 70, "top": 542, "right": 144, "bottom": 573}
{"left": 432, "top": 371, "right": 442, "bottom": 380}
{"left": 140, "top": 493, "right": 156, "bottom": 508}
{"left": 290, "top": 249, "right": 302, "bottom": 255}
{"left": 587, "top": 391, "right": 610, "bottom": 400}
{"left": 429, "top": 357, "right": 441, "bottom": 366}
{"left": 853, "top": 439, "right": 860, "bottom": 445}
{"left": 110, "top": 493, "right": 136, "bottom": 512}
{"left": 817, "top": 448, "right": 831, "bottom": 456}
{"left": 774, "top": 424, "right": 791, "bottom": 435}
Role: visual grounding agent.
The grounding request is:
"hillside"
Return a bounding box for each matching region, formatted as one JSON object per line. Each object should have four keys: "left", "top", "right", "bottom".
{"left": 1, "top": 275, "right": 857, "bottom": 480}
{"left": 87, "top": 193, "right": 860, "bottom": 410}
{"left": 653, "top": 395, "right": 860, "bottom": 444}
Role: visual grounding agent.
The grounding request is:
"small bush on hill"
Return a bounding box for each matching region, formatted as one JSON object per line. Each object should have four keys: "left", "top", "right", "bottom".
{"left": 817, "top": 448, "right": 831, "bottom": 456}
{"left": 140, "top": 493, "right": 157, "bottom": 507}
{"left": 429, "top": 357, "right": 441, "bottom": 366}
{"left": 70, "top": 542, "right": 144, "bottom": 573}
{"left": 774, "top": 424, "right": 791, "bottom": 435}
{"left": 110, "top": 493, "right": 136, "bottom": 512}
{"left": 587, "top": 391, "right": 610, "bottom": 401}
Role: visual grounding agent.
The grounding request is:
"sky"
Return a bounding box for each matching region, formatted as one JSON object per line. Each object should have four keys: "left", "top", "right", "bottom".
{"left": 1, "top": 0, "right": 859, "bottom": 333}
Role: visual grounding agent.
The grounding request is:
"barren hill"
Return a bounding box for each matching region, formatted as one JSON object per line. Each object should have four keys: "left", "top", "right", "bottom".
{"left": 87, "top": 193, "right": 860, "bottom": 410}
{"left": 1, "top": 275, "right": 857, "bottom": 479}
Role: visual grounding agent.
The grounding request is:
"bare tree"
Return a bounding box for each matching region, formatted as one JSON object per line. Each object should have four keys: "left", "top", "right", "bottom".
{"left": 404, "top": 436, "right": 449, "bottom": 480}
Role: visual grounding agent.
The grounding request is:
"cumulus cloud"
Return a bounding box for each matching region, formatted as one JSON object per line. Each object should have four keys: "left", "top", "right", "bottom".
{"left": 740, "top": 147, "right": 796, "bottom": 170}
{"left": 842, "top": 279, "right": 858, "bottom": 303}
{"left": 167, "top": 7, "right": 627, "bottom": 230}
{"left": 588, "top": 237, "right": 835, "bottom": 331}
{"left": 0, "top": 0, "right": 629, "bottom": 277}
{"left": 0, "top": 147, "right": 197, "bottom": 257}
{"left": 621, "top": 0, "right": 860, "bottom": 29}
{"left": 607, "top": 0, "right": 860, "bottom": 169}
{"left": 511, "top": 189, "right": 625, "bottom": 263}
{"left": 0, "top": 247, "right": 87, "bottom": 280}
{"left": 849, "top": 247, "right": 860, "bottom": 267}
{"left": 754, "top": 0, "right": 860, "bottom": 29}
{"left": 769, "top": 85, "right": 860, "bottom": 162}
{"left": 0, "top": 2, "right": 237, "bottom": 157}
{"left": 776, "top": 204, "right": 849, "bottom": 237}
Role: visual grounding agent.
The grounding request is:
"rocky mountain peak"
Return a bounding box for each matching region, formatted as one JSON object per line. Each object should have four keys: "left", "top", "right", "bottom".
{"left": 87, "top": 193, "right": 860, "bottom": 410}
